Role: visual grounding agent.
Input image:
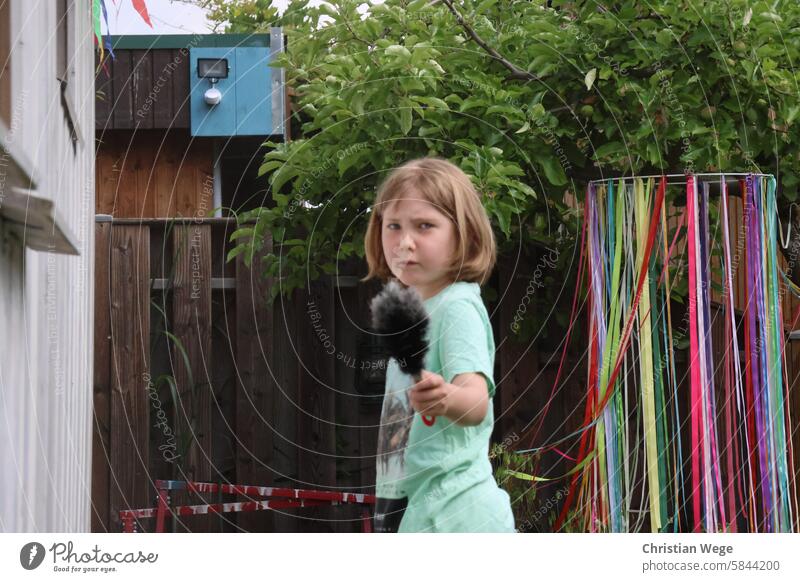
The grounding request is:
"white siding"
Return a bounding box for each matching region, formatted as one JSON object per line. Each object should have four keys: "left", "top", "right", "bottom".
{"left": 0, "top": 0, "right": 95, "bottom": 531}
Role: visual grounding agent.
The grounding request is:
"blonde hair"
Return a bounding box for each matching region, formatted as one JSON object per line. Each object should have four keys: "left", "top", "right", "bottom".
{"left": 362, "top": 157, "right": 496, "bottom": 285}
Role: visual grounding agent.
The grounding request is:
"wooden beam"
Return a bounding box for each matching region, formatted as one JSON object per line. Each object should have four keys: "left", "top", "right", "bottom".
{"left": 235, "top": 237, "right": 275, "bottom": 531}
{"left": 151, "top": 50, "right": 175, "bottom": 128}
{"left": 171, "top": 50, "right": 190, "bottom": 127}
{"left": 151, "top": 277, "right": 236, "bottom": 290}
{"left": 270, "top": 289, "right": 299, "bottom": 532}
{"left": 496, "top": 254, "right": 539, "bottom": 441}
{"left": 131, "top": 50, "right": 154, "bottom": 128}
{"left": 108, "top": 225, "right": 150, "bottom": 531}
{"left": 111, "top": 51, "right": 133, "bottom": 130}
{"left": 171, "top": 224, "right": 213, "bottom": 531}
{"left": 91, "top": 222, "right": 112, "bottom": 532}
{"left": 297, "top": 276, "right": 337, "bottom": 531}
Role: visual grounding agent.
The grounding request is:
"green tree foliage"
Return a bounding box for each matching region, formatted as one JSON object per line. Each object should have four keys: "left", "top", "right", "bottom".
{"left": 197, "top": 0, "right": 280, "bottom": 33}
{"left": 218, "top": 0, "right": 800, "bottom": 313}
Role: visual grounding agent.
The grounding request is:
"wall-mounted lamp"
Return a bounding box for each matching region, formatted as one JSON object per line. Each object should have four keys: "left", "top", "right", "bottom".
{"left": 197, "top": 58, "right": 229, "bottom": 106}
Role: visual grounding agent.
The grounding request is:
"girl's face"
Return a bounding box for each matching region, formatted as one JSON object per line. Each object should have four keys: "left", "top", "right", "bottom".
{"left": 381, "top": 192, "right": 457, "bottom": 300}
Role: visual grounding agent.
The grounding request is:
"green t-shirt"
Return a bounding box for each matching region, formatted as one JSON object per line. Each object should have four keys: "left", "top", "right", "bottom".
{"left": 374, "top": 281, "right": 515, "bottom": 532}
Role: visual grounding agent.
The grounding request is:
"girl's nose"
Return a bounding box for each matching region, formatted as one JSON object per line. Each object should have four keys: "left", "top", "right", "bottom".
{"left": 395, "top": 233, "right": 415, "bottom": 252}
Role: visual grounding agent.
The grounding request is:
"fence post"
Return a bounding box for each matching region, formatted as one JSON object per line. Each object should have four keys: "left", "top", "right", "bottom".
{"left": 171, "top": 224, "right": 213, "bottom": 531}
{"left": 109, "top": 224, "right": 151, "bottom": 532}
{"left": 235, "top": 235, "right": 275, "bottom": 532}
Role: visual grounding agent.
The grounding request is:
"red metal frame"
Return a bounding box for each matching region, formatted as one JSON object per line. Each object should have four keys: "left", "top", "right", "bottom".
{"left": 120, "top": 480, "right": 375, "bottom": 533}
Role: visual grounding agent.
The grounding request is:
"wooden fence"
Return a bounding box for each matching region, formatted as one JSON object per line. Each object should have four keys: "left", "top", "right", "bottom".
{"left": 91, "top": 218, "right": 398, "bottom": 532}
{"left": 91, "top": 216, "right": 800, "bottom": 533}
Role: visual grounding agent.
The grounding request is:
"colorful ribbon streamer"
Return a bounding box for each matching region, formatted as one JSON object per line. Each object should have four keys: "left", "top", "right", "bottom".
{"left": 544, "top": 174, "right": 797, "bottom": 533}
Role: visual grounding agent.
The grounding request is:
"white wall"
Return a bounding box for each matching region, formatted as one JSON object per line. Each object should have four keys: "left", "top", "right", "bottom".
{"left": 0, "top": 0, "right": 95, "bottom": 532}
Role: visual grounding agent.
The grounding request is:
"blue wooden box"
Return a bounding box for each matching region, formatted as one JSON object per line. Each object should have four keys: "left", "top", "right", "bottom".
{"left": 189, "top": 33, "right": 284, "bottom": 137}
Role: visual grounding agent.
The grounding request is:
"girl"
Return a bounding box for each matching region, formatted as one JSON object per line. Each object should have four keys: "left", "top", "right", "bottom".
{"left": 363, "top": 157, "right": 515, "bottom": 533}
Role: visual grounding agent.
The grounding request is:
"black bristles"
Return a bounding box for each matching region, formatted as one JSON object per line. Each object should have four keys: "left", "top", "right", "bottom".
{"left": 370, "top": 280, "right": 429, "bottom": 378}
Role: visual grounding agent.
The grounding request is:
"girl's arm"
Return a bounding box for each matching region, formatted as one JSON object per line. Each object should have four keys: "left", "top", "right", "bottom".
{"left": 408, "top": 370, "right": 489, "bottom": 427}
{"left": 446, "top": 372, "right": 490, "bottom": 426}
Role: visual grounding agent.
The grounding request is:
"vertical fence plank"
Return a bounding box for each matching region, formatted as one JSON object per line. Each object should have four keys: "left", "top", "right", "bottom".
{"left": 334, "top": 270, "right": 379, "bottom": 532}
{"left": 95, "top": 52, "right": 112, "bottom": 130}
{"left": 151, "top": 51, "right": 175, "bottom": 129}
{"left": 153, "top": 132, "right": 181, "bottom": 218}
{"left": 297, "top": 276, "right": 337, "bottom": 531}
{"left": 496, "top": 255, "right": 540, "bottom": 441}
{"left": 109, "top": 225, "right": 150, "bottom": 531}
{"left": 91, "top": 222, "right": 111, "bottom": 532}
{"left": 356, "top": 278, "right": 382, "bottom": 516}
{"left": 171, "top": 50, "right": 190, "bottom": 127}
{"left": 171, "top": 224, "right": 213, "bottom": 531}
{"left": 111, "top": 51, "right": 133, "bottom": 130}
{"left": 270, "top": 286, "right": 299, "bottom": 532}
{"left": 135, "top": 133, "right": 156, "bottom": 218}
{"left": 131, "top": 50, "right": 154, "bottom": 129}
{"left": 116, "top": 140, "right": 140, "bottom": 218}
{"left": 95, "top": 137, "right": 120, "bottom": 216}
{"left": 235, "top": 237, "right": 275, "bottom": 532}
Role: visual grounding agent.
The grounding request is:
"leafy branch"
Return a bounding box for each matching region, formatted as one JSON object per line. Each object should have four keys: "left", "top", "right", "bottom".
{"left": 438, "top": 0, "right": 541, "bottom": 82}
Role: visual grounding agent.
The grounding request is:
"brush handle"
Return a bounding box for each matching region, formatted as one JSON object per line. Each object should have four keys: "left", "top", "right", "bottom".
{"left": 412, "top": 372, "right": 437, "bottom": 426}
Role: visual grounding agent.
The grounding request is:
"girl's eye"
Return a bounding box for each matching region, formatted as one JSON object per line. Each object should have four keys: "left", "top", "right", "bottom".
{"left": 385, "top": 222, "right": 434, "bottom": 230}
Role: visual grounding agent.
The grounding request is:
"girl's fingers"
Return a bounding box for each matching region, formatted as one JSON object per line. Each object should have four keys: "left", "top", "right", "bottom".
{"left": 414, "top": 399, "right": 442, "bottom": 415}
{"left": 414, "top": 376, "right": 443, "bottom": 392}
{"left": 411, "top": 384, "right": 440, "bottom": 399}
{"left": 408, "top": 373, "right": 447, "bottom": 415}
{"left": 411, "top": 391, "right": 445, "bottom": 411}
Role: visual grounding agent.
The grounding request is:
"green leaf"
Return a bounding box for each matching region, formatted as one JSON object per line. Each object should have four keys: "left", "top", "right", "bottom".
{"left": 594, "top": 142, "right": 625, "bottom": 159}
{"left": 515, "top": 182, "right": 537, "bottom": 199}
{"left": 400, "top": 106, "right": 413, "bottom": 135}
{"left": 584, "top": 68, "right": 597, "bottom": 90}
{"left": 338, "top": 145, "right": 366, "bottom": 176}
{"left": 760, "top": 11, "right": 782, "bottom": 23}
{"left": 385, "top": 44, "right": 411, "bottom": 59}
{"left": 410, "top": 96, "right": 450, "bottom": 110}
{"left": 418, "top": 125, "right": 443, "bottom": 137}
{"left": 540, "top": 156, "right": 568, "bottom": 186}
{"left": 279, "top": 239, "right": 306, "bottom": 247}
{"left": 226, "top": 244, "right": 250, "bottom": 264}
{"left": 407, "top": 0, "right": 429, "bottom": 11}
{"left": 228, "top": 227, "right": 254, "bottom": 242}
{"left": 258, "top": 160, "right": 283, "bottom": 177}
{"left": 459, "top": 96, "right": 487, "bottom": 113}
{"left": 270, "top": 165, "right": 299, "bottom": 193}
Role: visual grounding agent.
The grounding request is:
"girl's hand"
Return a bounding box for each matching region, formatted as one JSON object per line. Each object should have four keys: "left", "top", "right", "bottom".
{"left": 408, "top": 370, "right": 452, "bottom": 419}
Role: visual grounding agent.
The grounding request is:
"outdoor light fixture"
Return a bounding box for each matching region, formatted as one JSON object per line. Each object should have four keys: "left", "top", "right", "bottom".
{"left": 197, "top": 58, "right": 229, "bottom": 81}
{"left": 197, "top": 58, "right": 229, "bottom": 106}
